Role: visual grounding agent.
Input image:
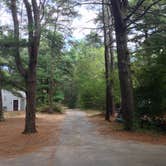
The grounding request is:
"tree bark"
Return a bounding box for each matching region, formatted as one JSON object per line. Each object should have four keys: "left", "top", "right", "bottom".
{"left": 10, "top": 0, "right": 26, "bottom": 77}
{"left": 23, "top": 0, "right": 40, "bottom": 134}
{"left": 102, "top": 0, "right": 115, "bottom": 121}
{"left": 107, "top": 2, "right": 116, "bottom": 117}
{"left": 23, "top": 44, "right": 38, "bottom": 133}
{"left": 24, "top": 72, "right": 37, "bottom": 133}
{"left": 110, "top": 0, "right": 134, "bottom": 130}
{"left": 23, "top": 34, "right": 40, "bottom": 133}
{"left": 0, "top": 70, "right": 4, "bottom": 121}
{"left": 48, "top": 48, "right": 54, "bottom": 113}
{"left": 0, "top": 88, "right": 4, "bottom": 122}
{"left": 10, "top": 0, "right": 41, "bottom": 134}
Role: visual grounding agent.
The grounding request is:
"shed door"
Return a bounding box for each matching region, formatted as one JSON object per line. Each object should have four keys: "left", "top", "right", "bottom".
{"left": 13, "top": 100, "right": 18, "bottom": 111}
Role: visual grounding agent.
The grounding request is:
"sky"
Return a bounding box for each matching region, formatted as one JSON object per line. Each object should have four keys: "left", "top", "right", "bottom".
{"left": 0, "top": 4, "right": 98, "bottom": 40}
{"left": 0, "top": 8, "right": 12, "bottom": 26}
{"left": 71, "top": 6, "right": 98, "bottom": 39}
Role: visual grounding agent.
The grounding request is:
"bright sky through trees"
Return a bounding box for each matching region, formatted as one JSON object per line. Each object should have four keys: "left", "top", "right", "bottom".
{"left": 72, "top": 6, "right": 98, "bottom": 39}
{"left": 0, "top": 4, "right": 97, "bottom": 40}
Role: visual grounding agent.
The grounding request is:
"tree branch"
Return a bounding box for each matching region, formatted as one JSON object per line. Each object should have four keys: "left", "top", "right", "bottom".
{"left": 23, "top": 0, "right": 34, "bottom": 41}
{"left": 127, "top": 0, "right": 162, "bottom": 27}
{"left": 125, "top": 0, "right": 146, "bottom": 21}
{"left": 10, "top": 0, "right": 27, "bottom": 77}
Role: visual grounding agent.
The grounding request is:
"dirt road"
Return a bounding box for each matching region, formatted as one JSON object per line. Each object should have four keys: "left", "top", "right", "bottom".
{"left": 0, "top": 110, "right": 166, "bottom": 166}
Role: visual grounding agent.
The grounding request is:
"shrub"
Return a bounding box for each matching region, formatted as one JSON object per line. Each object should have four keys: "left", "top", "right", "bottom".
{"left": 37, "top": 103, "right": 63, "bottom": 114}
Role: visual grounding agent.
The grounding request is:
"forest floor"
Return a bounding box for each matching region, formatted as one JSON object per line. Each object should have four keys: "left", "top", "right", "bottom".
{"left": 0, "top": 109, "right": 166, "bottom": 166}
{"left": 0, "top": 111, "right": 64, "bottom": 158}
{"left": 87, "top": 110, "right": 166, "bottom": 145}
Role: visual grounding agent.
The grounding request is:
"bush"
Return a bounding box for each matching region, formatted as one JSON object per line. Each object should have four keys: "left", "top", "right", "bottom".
{"left": 37, "top": 103, "right": 63, "bottom": 114}
{"left": 139, "top": 115, "right": 166, "bottom": 132}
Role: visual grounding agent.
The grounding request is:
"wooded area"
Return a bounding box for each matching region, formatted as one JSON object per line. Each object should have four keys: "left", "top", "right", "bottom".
{"left": 0, "top": 0, "right": 165, "bottom": 134}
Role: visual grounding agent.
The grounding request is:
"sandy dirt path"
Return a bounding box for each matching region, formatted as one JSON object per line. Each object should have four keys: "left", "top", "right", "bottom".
{"left": 0, "top": 110, "right": 166, "bottom": 166}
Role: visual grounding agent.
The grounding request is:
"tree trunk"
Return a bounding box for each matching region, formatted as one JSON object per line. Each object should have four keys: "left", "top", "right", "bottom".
{"left": 116, "top": 30, "right": 134, "bottom": 130}
{"left": 104, "top": 44, "right": 112, "bottom": 121}
{"left": 108, "top": 4, "right": 116, "bottom": 117}
{"left": 10, "top": 0, "right": 40, "bottom": 133}
{"left": 23, "top": 35, "right": 39, "bottom": 134}
{"left": 0, "top": 71, "right": 4, "bottom": 122}
{"left": 0, "top": 88, "right": 4, "bottom": 122}
{"left": 23, "top": 0, "right": 40, "bottom": 134}
{"left": 102, "top": 0, "right": 115, "bottom": 121}
{"left": 23, "top": 68, "right": 37, "bottom": 133}
{"left": 110, "top": 0, "right": 134, "bottom": 130}
{"left": 48, "top": 47, "right": 55, "bottom": 113}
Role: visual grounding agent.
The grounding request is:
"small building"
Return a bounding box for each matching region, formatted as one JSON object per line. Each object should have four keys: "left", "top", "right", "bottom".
{"left": 2, "top": 89, "right": 26, "bottom": 111}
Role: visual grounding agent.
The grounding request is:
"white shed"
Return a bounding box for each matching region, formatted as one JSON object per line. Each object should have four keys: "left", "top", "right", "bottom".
{"left": 2, "top": 89, "right": 26, "bottom": 111}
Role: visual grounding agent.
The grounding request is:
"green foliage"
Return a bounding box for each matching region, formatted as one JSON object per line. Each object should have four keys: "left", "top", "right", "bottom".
{"left": 84, "top": 31, "right": 103, "bottom": 48}
{"left": 128, "top": 1, "right": 166, "bottom": 121}
{"left": 112, "top": 70, "right": 121, "bottom": 104}
{"left": 37, "top": 103, "right": 63, "bottom": 114}
{"left": 134, "top": 52, "right": 166, "bottom": 117}
{"left": 62, "top": 40, "right": 120, "bottom": 110}
{"left": 74, "top": 45, "right": 105, "bottom": 109}
{"left": 0, "top": 31, "right": 25, "bottom": 92}
{"left": 36, "top": 30, "right": 65, "bottom": 106}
